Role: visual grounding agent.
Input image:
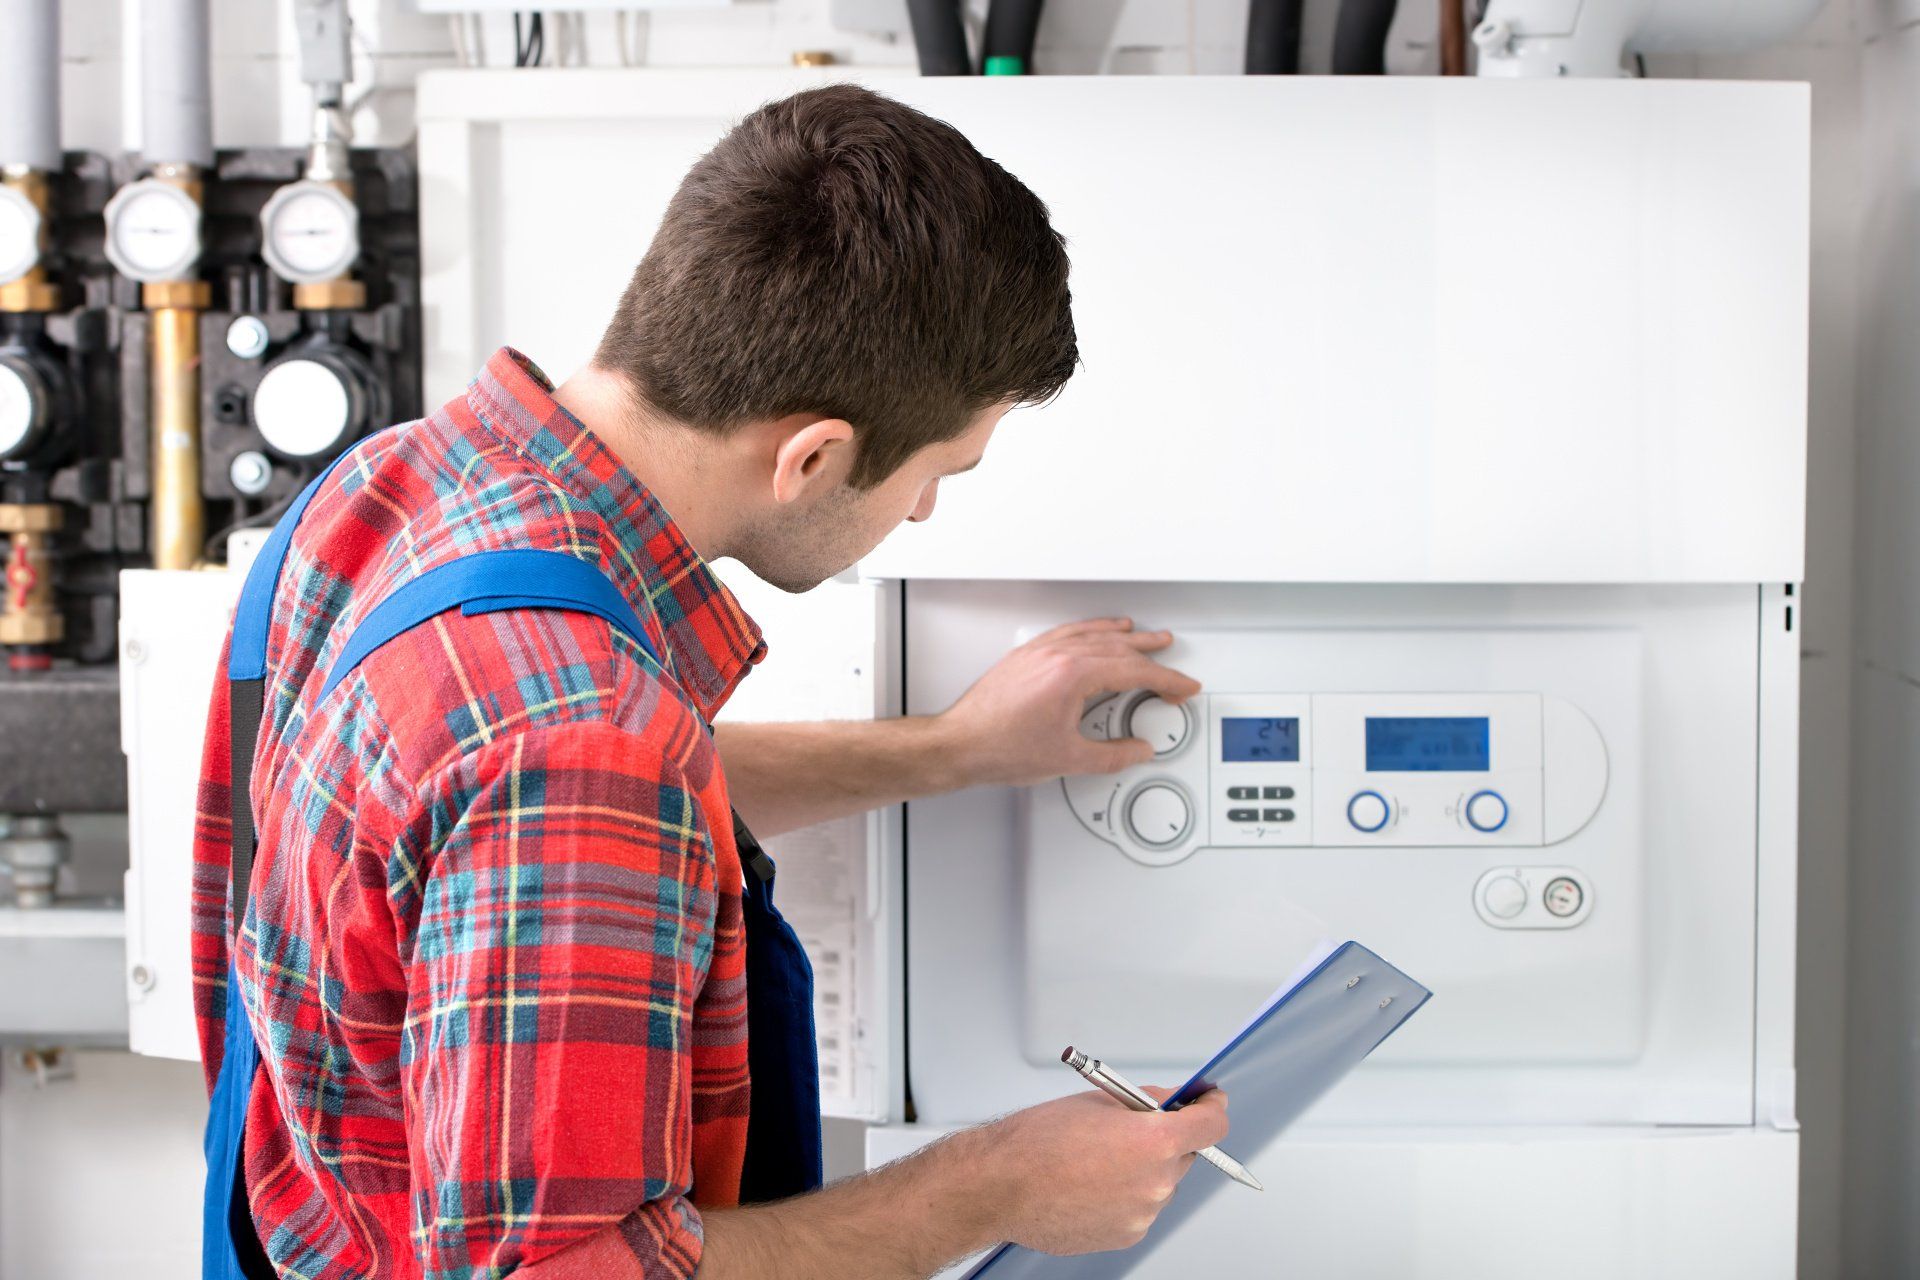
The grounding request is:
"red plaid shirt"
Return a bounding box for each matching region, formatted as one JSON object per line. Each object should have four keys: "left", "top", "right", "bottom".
{"left": 191, "top": 348, "right": 766, "bottom": 1278}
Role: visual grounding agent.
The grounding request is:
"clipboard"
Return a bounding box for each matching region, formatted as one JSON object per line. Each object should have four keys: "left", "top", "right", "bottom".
{"left": 964, "top": 941, "right": 1431, "bottom": 1279}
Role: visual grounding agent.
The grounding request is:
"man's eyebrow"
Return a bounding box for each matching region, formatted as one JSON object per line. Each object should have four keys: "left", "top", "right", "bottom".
{"left": 949, "top": 454, "right": 986, "bottom": 476}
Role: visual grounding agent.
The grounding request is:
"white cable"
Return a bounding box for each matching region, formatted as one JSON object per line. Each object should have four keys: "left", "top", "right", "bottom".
{"left": 616, "top": 9, "right": 649, "bottom": 66}
{"left": 467, "top": 14, "right": 487, "bottom": 67}
{"left": 448, "top": 15, "right": 470, "bottom": 68}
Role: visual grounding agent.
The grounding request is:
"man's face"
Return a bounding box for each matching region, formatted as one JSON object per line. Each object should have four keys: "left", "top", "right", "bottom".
{"left": 732, "top": 404, "right": 1009, "bottom": 593}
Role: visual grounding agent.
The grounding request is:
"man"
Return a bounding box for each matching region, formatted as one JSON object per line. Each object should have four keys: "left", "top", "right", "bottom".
{"left": 192, "top": 83, "right": 1223, "bottom": 1279}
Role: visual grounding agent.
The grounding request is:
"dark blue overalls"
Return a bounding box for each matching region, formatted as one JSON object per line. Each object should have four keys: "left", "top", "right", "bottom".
{"left": 202, "top": 438, "right": 824, "bottom": 1279}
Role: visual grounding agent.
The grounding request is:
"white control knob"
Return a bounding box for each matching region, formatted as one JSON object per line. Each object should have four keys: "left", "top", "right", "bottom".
{"left": 1346, "top": 790, "right": 1391, "bottom": 833}
{"left": 1465, "top": 789, "right": 1509, "bottom": 833}
{"left": 1481, "top": 875, "right": 1527, "bottom": 920}
{"left": 1124, "top": 694, "right": 1191, "bottom": 757}
{"left": 1125, "top": 782, "right": 1193, "bottom": 848}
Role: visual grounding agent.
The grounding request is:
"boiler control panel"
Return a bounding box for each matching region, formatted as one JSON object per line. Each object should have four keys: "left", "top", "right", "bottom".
{"left": 1064, "top": 690, "right": 1604, "bottom": 869}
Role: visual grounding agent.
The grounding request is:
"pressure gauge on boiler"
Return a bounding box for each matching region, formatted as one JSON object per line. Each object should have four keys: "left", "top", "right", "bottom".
{"left": 259, "top": 181, "right": 360, "bottom": 285}
{"left": 0, "top": 185, "right": 43, "bottom": 286}
{"left": 104, "top": 179, "right": 203, "bottom": 283}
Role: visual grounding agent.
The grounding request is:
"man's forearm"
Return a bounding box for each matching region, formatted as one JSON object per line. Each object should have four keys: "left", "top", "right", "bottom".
{"left": 698, "top": 1125, "right": 1004, "bottom": 1279}
{"left": 713, "top": 718, "right": 978, "bottom": 837}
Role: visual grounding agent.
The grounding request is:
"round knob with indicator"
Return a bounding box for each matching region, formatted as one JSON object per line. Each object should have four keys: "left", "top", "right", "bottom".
{"left": 259, "top": 180, "right": 361, "bottom": 285}
{"left": 1464, "top": 789, "right": 1509, "bottom": 833}
{"left": 1124, "top": 781, "right": 1194, "bottom": 849}
{"left": 1346, "top": 790, "right": 1392, "bottom": 834}
{"left": 1122, "top": 693, "right": 1192, "bottom": 757}
{"left": 104, "top": 178, "right": 203, "bottom": 283}
{"left": 1480, "top": 874, "right": 1527, "bottom": 920}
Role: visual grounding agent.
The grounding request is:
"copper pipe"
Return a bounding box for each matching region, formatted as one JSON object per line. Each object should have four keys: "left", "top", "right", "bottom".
{"left": 147, "top": 286, "right": 207, "bottom": 570}
{"left": 1440, "top": 0, "right": 1468, "bottom": 74}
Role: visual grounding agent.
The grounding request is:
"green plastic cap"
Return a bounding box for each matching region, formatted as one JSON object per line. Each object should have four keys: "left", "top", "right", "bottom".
{"left": 984, "top": 55, "right": 1027, "bottom": 76}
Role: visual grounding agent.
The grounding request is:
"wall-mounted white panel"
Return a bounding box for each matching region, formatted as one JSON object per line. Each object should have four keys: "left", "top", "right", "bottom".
{"left": 905, "top": 583, "right": 1761, "bottom": 1129}
{"left": 417, "top": 71, "right": 1809, "bottom": 584}
{"left": 122, "top": 569, "right": 243, "bottom": 1063}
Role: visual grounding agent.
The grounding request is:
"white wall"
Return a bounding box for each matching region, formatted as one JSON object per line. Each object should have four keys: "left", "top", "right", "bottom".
{"left": 7, "top": 1, "right": 1882, "bottom": 1277}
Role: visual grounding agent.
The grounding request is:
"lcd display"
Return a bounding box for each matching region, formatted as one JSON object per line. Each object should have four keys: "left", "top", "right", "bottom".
{"left": 1221, "top": 717, "right": 1300, "bottom": 762}
{"left": 1365, "top": 716, "right": 1490, "bottom": 772}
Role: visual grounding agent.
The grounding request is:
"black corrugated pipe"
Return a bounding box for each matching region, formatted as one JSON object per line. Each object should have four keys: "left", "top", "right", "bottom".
{"left": 981, "top": 0, "right": 1045, "bottom": 75}
{"left": 907, "top": 0, "right": 972, "bottom": 75}
{"left": 1246, "top": 0, "right": 1305, "bottom": 74}
{"left": 1331, "top": 0, "right": 1398, "bottom": 74}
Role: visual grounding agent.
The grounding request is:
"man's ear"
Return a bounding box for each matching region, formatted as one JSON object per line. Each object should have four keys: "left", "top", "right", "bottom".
{"left": 770, "top": 416, "right": 856, "bottom": 504}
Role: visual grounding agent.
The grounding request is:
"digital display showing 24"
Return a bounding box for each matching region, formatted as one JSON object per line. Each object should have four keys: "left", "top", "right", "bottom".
{"left": 1221, "top": 717, "right": 1301, "bottom": 762}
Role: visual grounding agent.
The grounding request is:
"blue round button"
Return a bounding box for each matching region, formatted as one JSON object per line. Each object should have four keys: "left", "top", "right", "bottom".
{"left": 1465, "top": 789, "right": 1509, "bottom": 833}
{"left": 1346, "top": 790, "right": 1391, "bottom": 833}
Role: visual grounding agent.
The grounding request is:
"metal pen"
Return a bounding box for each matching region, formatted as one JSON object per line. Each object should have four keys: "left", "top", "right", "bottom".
{"left": 1060, "top": 1046, "right": 1264, "bottom": 1191}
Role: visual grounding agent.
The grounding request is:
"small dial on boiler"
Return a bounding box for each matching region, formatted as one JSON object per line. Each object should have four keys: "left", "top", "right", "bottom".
{"left": 1123, "top": 693, "right": 1192, "bottom": 757}
{"left": 1125, "top": 781, "right": 1193, "bottom": 847}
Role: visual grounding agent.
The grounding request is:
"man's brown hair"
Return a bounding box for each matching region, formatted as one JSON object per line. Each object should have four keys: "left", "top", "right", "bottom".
{"left": 594, "top": 84, "right": 1078, "bottom": 488}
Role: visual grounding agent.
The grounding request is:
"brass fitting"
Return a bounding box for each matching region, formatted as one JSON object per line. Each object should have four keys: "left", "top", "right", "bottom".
{"left": 0, "top": 171, "right": 60, "bottom": 314}
{"left": 141, "top": 279, "right": 212, "bottom": 310}
{"left": 0, "top": 504, "right": 64, "bottom": 649}
{"left": 293, "top": 278, "right": 366, "bottom": 311}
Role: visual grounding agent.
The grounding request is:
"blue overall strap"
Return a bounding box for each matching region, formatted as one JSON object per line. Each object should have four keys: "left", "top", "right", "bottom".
{"left": 208, "top": 444, "right": 369, "bottom": 1280}
{"left": 318, "top": 549, "right": 661, "bottom": 701}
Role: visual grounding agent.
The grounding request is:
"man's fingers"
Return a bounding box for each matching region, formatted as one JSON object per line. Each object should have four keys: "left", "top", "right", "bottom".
{"left": 1079, "top": 653, "right": 1202, "bottom": 705}
{"left": 1169, "top": 1090, "right": 1231, "bottom": 1150}
{"left": 1074, "top": 737, "right": 1155, "bottom": 776}
{"left": 1028, "top": 617, "right": 1135, "bottom": 646}
{"left": 1055, "top": 629, "right": 1174, "bottom": 657}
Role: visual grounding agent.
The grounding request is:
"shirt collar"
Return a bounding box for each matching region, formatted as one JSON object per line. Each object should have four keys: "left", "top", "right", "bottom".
{"left": 463, "top": 347, "right": 766, "bottom": 718}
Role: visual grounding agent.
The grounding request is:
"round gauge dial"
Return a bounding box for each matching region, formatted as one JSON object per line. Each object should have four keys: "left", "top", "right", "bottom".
{"left": 259, "top": 181, "right": 360, "bottom": 284}
{"left": 0, "top": 186, "right": 43, "bottom": 286}
{"left": 104, "top": 179, "right": 203, "bottom": 282}
{"left": 253, "top": 357, "right": 361, "bottom": 459}
{"left": 0, "top": 358, "right": 48, "bottom": 461}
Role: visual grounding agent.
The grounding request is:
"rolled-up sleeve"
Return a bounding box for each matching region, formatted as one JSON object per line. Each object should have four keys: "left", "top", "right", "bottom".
{"left": 398, "top": 721, "right": 716, "bottom": 1278}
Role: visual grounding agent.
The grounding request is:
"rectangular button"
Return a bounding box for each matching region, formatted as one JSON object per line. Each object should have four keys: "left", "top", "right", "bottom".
{"left": 1227, "top": 808, "right": 1259, "bottom": 822}
{"left": 1262, "top": 786, "right": 1295, "bottom": 800}
{"left": 1227, "top": 786, "right": 1259, "bottom": 801}
{"left": 1263, "top": 808, "right": 1295, "bottom": 822}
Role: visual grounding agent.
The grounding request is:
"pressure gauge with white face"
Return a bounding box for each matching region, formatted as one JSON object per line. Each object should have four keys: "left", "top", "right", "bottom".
{"left": 0, "top": 357, "right": 49, "bottom": 462}
{"left": 104, "top": 179, "right": 203, "bottom": 283}
{"left": 252, "top": 354, "right": 365, "bottom": 460}
{"left": 259, "top": 181, "right": 361, "bottom": 285}
{"left": 0, "top": 186, "right": 43, "bottom": 286}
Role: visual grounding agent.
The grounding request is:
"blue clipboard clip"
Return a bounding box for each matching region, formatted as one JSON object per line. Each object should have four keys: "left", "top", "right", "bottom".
{"left": 965, "top": 941, "right": 1431, "bottom": 1279}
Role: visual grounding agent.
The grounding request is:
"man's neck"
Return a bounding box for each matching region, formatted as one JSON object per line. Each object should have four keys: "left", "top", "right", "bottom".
{"left": 551, "top": 365, "right": 737, "bottom": 560}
